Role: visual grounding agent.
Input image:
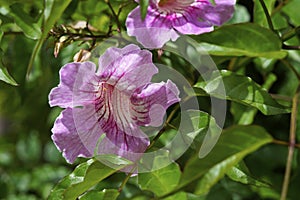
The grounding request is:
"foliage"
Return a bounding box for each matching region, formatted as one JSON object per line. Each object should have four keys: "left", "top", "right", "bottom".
{"left": 1, "top": 0, "right": 300, "bottom": 200}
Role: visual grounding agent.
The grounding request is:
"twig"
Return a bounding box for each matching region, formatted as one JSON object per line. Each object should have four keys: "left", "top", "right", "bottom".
{"left": 280, "top": 85, "right": 300, "bottom": 200}
{"left": 282, "top": 44, "right": 300, "bottom": 50}
{"left": 273, "top": 139, "right": 300, "bottom": 149}
{"left": 105, "top": 0, "right": 122, "bottom": 31}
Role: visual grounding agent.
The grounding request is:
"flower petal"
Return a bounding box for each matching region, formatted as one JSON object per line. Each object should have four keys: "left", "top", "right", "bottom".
{"left": 199, "top": 0, "right": 236, "bottom": 26}
{"left": 172, "top": 11, "right": 214, "bottom": 35}
{"left": 98, "top": 45, "right": 158, "bottom": 93}
{"left": 49, "top": 62, "right": 97, "bottom": 108}
{"left": 97, "top": 127, "right": 149, "bottom": 161}
{"left": 131, "top": 80, "right": 180, "bottom": 127}
{"left": 91, "top": 83, "right": 150, "bottom": 161}
{"left": 126, "top": 7, "right": 179, "bottom": 48}
{"left": 51, "top": 107, "right": 100, "bottom": 163}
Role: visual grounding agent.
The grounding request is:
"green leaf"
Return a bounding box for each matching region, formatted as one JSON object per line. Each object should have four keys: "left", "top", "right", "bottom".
{"left": 163, "top": 192, "right": 187, "bottom": 200}
{"left": 167, "top": 110, "right": 222, "bottom": 162}
{"left": 9, "top": 4, "right": 42, "bottom": 40}
{"left": 178, "top": 125, "right": 273, "bottom": 196}
{"left": 226, "top": 163, "right": 270, "bottom": 188}
{"left": 48, "top": 159, "right": 124, "bottom": 200}
{"left": 138, "top": 163, "right": 181, "bottom": 196}
{"left": 0, "top": 63, "right": 18, "bottom": 86}
{"left": 193, "top": 23, "right": 287, "bottom": 59}
{"left": 230, "top": 73, "right": 277, "bottom": 124}
{"left": 27, "top": 0, "right": 72, "bottom": 75}
{"left": 282, "top": 0, "right": 300, "bottom": 26}
{"left": 140, "top": 0, "right": 149, "bottom": 20}
{"left": 227, "top": 5, "right": 250, "bottom": 24}
{"left": 95, "top": 154, "right": 133, "bottom": 169}
{"left": 79, "top": 189, "right": 119, "bottom": 200}
{"left": 194, "top": 70, "right": 291, "bottom": 115}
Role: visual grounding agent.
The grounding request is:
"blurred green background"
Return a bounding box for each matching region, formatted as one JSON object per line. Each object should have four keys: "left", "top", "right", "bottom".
{"left": 1, "top": 0, "right": 300, "bottom": 199}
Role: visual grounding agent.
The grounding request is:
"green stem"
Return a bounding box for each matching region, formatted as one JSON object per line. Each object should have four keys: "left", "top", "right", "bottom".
{"left": 27, "top": 38, "right": 43, "bottom": 77}
{"left": 280, "top": 85, "right": 300, "bottom": 200}
{"left": 118, "top": 165, "right": 136, "bottom": 192}
{"left": 273, "top": 139, "right": 300, "bottom": 149}
{"left": 258, "top": 0, "right": 276, "bottom": 33}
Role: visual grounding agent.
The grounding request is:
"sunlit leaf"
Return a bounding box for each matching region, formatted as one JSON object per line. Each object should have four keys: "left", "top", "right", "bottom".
{"left": 193, "top": 23, "right": 287, "bottom": 59}
{"left": 230, "top": 73, "right": 277, "bottom": 124}
{"left": 178, "top": 125, "right": 273, "bottom": 196}
{"left": 138, "top": 163, "right": 181, "bottom": 196}
{"left": 48, "top": 159, "right": 125, "bottom": 200}
{"left": 194, "top": 70, "right": 291, "bottom": 115}
{"left": 166, "top": 110, "right": 222, "bottom": 162}
{"left": 79, "top": 189, "right": 119, "bottom": 200}
{"left": 226, "top": 162, "right": 270, "bottom": 188}
{"left": 0, "top": 63, "right": 18, "bottom": 86}
{"left": 95, "top": 154, "right": 133, "bottom": 169}
{"left": 9, "top": 4, "right": 41, "bottom": 40}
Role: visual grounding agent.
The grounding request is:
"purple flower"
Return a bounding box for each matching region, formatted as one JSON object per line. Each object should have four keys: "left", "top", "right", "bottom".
{"left": 49, "top": 44, "right": 180, "bottom": 164}
{"left": 126, "top": 0, "right": 236, "bottom": 48}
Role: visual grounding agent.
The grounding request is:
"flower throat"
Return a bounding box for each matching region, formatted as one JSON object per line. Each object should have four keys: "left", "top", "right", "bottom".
{"left": 157, "top": 0, "right": 194, "bottom": 13}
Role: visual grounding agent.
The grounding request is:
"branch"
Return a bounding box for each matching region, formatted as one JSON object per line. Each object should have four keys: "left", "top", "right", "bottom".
{"left": 282, "top": 44, "right": 300, "bottom": 50}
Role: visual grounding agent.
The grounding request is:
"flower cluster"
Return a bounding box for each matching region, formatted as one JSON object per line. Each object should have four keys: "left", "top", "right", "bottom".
{"left": 49, "top": 45, "right": 180, "bottom": 163}
{"left": 126, "top": 0, "right": 236, "bottom": 48}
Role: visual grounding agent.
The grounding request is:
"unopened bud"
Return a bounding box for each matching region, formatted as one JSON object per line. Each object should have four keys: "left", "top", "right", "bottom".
{"left": 73, "top": 49, "right": 91, "bottom": 62}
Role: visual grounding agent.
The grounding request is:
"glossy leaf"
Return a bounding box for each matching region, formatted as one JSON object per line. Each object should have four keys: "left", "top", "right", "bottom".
{"left": 230, "top": 73, "right": 277, "bottom": 124}
{"left": 138, "top": 163, "right": 181, "bottom": 196}
{"left": 48, "top": 159, "right": 126, "bottom": 200}
{"left": 0, "top": 63, "right": 18, "bottom": 86}
{"left": 194, "top": 70, "right": 291, "bottom": 115}
{"left": 179, "top": 125, "right": 273, "bottom": 196}
{"left": 226, "top": 163, "right": 270, "bottom": 187}
{"left": 140, "top": 0, "right": 149, "bottom": 20}
{"left": 167, "top": 110, "right": 222, "bottom": 162}
{"left": 79, "top": 189, "right": 119, "bottom": 200}
{"left": 194, "top": 23, "right": 287, "bottom": 59}
{"left": 9, "top": 4, "right": 41, "bottom": 40}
